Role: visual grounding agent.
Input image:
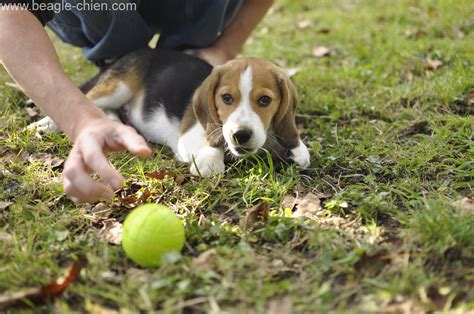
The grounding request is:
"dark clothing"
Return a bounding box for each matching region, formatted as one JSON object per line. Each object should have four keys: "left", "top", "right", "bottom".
{"left": 0, "top": 0, "right": 242, "bottom": 61}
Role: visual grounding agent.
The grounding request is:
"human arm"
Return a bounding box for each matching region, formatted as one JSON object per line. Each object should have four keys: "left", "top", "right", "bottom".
{"left": 0, "top": 9, "right": 151, "bottom": 202}
{"left": 188, "top": 0, "right": 274, "bottom": 65}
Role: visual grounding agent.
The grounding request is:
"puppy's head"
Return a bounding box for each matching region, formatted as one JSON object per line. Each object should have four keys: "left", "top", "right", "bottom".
{"left": 193, "top": 58, "right": 299, "bottom": 157}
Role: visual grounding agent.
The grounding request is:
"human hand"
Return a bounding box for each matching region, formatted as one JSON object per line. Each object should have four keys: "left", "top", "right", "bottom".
{"left": 185, "top": 47, "right": 235, "bottom": 66}
{"left": 62, "top": 119, "right": 152, "bottom": 203}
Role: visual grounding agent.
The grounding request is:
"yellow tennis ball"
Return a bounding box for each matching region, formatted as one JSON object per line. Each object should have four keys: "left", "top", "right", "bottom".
{"left": 122, "top": 203, "right": 185, "bottom": 267}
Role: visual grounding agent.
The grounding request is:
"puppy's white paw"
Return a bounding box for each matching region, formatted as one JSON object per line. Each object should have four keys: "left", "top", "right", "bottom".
{"left": 27, "top": 116, "right": 60, "bottom": 135}
{"left": 290, "top": 140, "right": 311, "bottom": 169}
{"left": 190, "top": 146, "right": 225, "bottom": 177}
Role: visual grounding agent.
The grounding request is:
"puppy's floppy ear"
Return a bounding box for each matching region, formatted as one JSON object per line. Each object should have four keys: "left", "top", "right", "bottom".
{"left": 192, "top": 66, "right": 222, "bottom": 127}
{"left": 273, "top": 70, "right": 300, "bottom": 149}
{"left": 192, "top": 66, "right": 224, "bottom": 147}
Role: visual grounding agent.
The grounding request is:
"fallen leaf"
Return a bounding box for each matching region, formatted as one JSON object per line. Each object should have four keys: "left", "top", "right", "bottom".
{"left": 243, "top": 201, "right": 270, "bottom": 231}
{"left": 281, "top": 196, "right": 297, "bottom": 211}
{"left": 312, "top": 46, "right": 331, "bottom": 58}
{"left": 28, "top": 153, "right": 64, "bottom": 168}
{"left": 0, "top": 261, "right": 82, "bottom": 309}
{"left": 452, "top": 197, "right": 474, "bottom": 215}
{"left": 41, "top": 262, "right": 82, "bottom": 297}
{"left": 293, "top": 193, "right": 321, "bottom": 217}
{"left": 0, "top": 151, "right": 29, "bottom": 164}
{"left": 192, "top": 249, "right": 217, "bottom": 268}
{"left": 85, "top": 203, "right": 113, "bottom": 222}
{"left": 266, "top": 296, "right": 293, "bottom": 314}
{"left": 146, "top": 170, "right": 186, "bottom": 185}
{"left": 426, "top": 58, "right": 443, "bottom": 70}
{"left": 281, "top": 193, "right": 322, "bottom": 218}
{"left": 98, "top": 219, "right": 122, "bottom": 245}
{"left": 297, "top": 19, "right": 313, "bottom": 29}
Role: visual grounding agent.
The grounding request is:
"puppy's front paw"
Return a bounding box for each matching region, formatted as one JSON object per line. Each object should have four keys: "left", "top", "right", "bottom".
{"left": 290, "top": 140, "right": 311, "bottom": 169}
{"left": 27, "top": 117, "right": 61, "bottom": 135}
{"left": 190, "top": 146, "right": 225, "bottom": 177}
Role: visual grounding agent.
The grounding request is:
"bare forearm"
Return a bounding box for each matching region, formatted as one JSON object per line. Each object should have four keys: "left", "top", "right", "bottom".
{"left": 213, "top": 0, "right": 274, "bottom": 58}
{"left": 0, "top": 9, "right": 106, "bottom": 140}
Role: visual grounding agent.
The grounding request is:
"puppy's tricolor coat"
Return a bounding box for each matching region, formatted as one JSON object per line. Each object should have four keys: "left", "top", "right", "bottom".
{"left": 31, "top": 49, "right": 310, "bottom": 176}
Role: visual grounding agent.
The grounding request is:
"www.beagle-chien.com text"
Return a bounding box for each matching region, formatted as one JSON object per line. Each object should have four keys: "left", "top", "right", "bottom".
{"left": 30, "top": 49, "right": 311, "bottom": 176}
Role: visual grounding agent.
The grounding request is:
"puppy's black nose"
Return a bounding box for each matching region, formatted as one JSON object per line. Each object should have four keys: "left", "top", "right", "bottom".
{"left": 232, "top": 129, "right": 252, "bottom": 144}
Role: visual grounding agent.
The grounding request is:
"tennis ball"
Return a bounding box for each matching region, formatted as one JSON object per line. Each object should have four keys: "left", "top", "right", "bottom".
{"left": 122, "top": 203, "right": 185, "bottom": 267}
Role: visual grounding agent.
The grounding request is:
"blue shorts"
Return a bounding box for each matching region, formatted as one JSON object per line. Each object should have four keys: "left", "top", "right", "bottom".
{"left": 47, "top": 0, "right": 243, "bottom": 62}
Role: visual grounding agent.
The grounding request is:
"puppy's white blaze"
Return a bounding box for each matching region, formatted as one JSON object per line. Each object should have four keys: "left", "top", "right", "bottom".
{"left": 239, "top": 65, "right": 253, "bottom": 113}
{"left": 177, "top": 122, "right": 206, "bottom": 162}
{"left": 92, "top": 81, "right": 132, "bottom": 109}
{"left": 223, "top": 65, "right": 267, "bottom": 154}
{"left": 127, "top": 92, "right": 180, "bottom": 154}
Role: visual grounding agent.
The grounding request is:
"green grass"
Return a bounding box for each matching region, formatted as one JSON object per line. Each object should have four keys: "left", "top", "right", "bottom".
{"left": 1, "top": 0, "right": 473, "bottom": 312}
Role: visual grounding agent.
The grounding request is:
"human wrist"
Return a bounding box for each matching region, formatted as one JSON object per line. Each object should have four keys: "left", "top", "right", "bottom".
{"left": 69, "top": 104, "right": 109, "bottom": 142}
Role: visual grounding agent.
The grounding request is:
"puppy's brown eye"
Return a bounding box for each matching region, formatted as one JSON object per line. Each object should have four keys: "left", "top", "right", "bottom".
{"left": 221, "top": 94, "right": 233, "bottom": 105}
{"left": 258, "top": 96, "right": 272, "bottom": 106}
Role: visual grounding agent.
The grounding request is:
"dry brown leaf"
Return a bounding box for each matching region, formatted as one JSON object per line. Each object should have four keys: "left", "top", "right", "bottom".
{"left": 86, "top": 203, "right": 113, "bottom": 222}
{"left": 0, "top": 151, "right": 29, "bottom": 164}
{"left": 266, "top": 296, "right": 293, "bottom": 314}
{"left": 452, "top": 197, "right": 474, "bottom": 215}
{"left": 281, "top": 195, "right": 297, "bottom": 211}
{"left": 281, "top": 193, "right": 323, "bottom": 217}
{"left": 293, "top": 193, "right": 321, "bottom": 217}
{"left": 98, "top": 219, "right": 122, "bottom": 245}
{"left": 312, "top": 46, "right": 332, "bottom": 58}
{"left": 28, "top": 153, "right": 64, "bottom": 168}
{"left": 192, "top": 249, "right": 217, "bottom": 268}
{"left": 243, "top": 201, "right": 270, "bottom": 231}
{"left": 0, "top": 261, "right": 82, "bottom": 309}
{"left": 145, "top": 170, "right": 186, "bottom": 185}
{"left": 426, "top": 58, "right": 443, "bottom": 70}
{"left": 297, "top": 19, "right": 313, "bottom": 29}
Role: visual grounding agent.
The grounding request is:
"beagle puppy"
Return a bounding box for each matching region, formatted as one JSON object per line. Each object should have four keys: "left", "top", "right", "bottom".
{"left": 30, "top": 48, "right": 310, "bottom": 176}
